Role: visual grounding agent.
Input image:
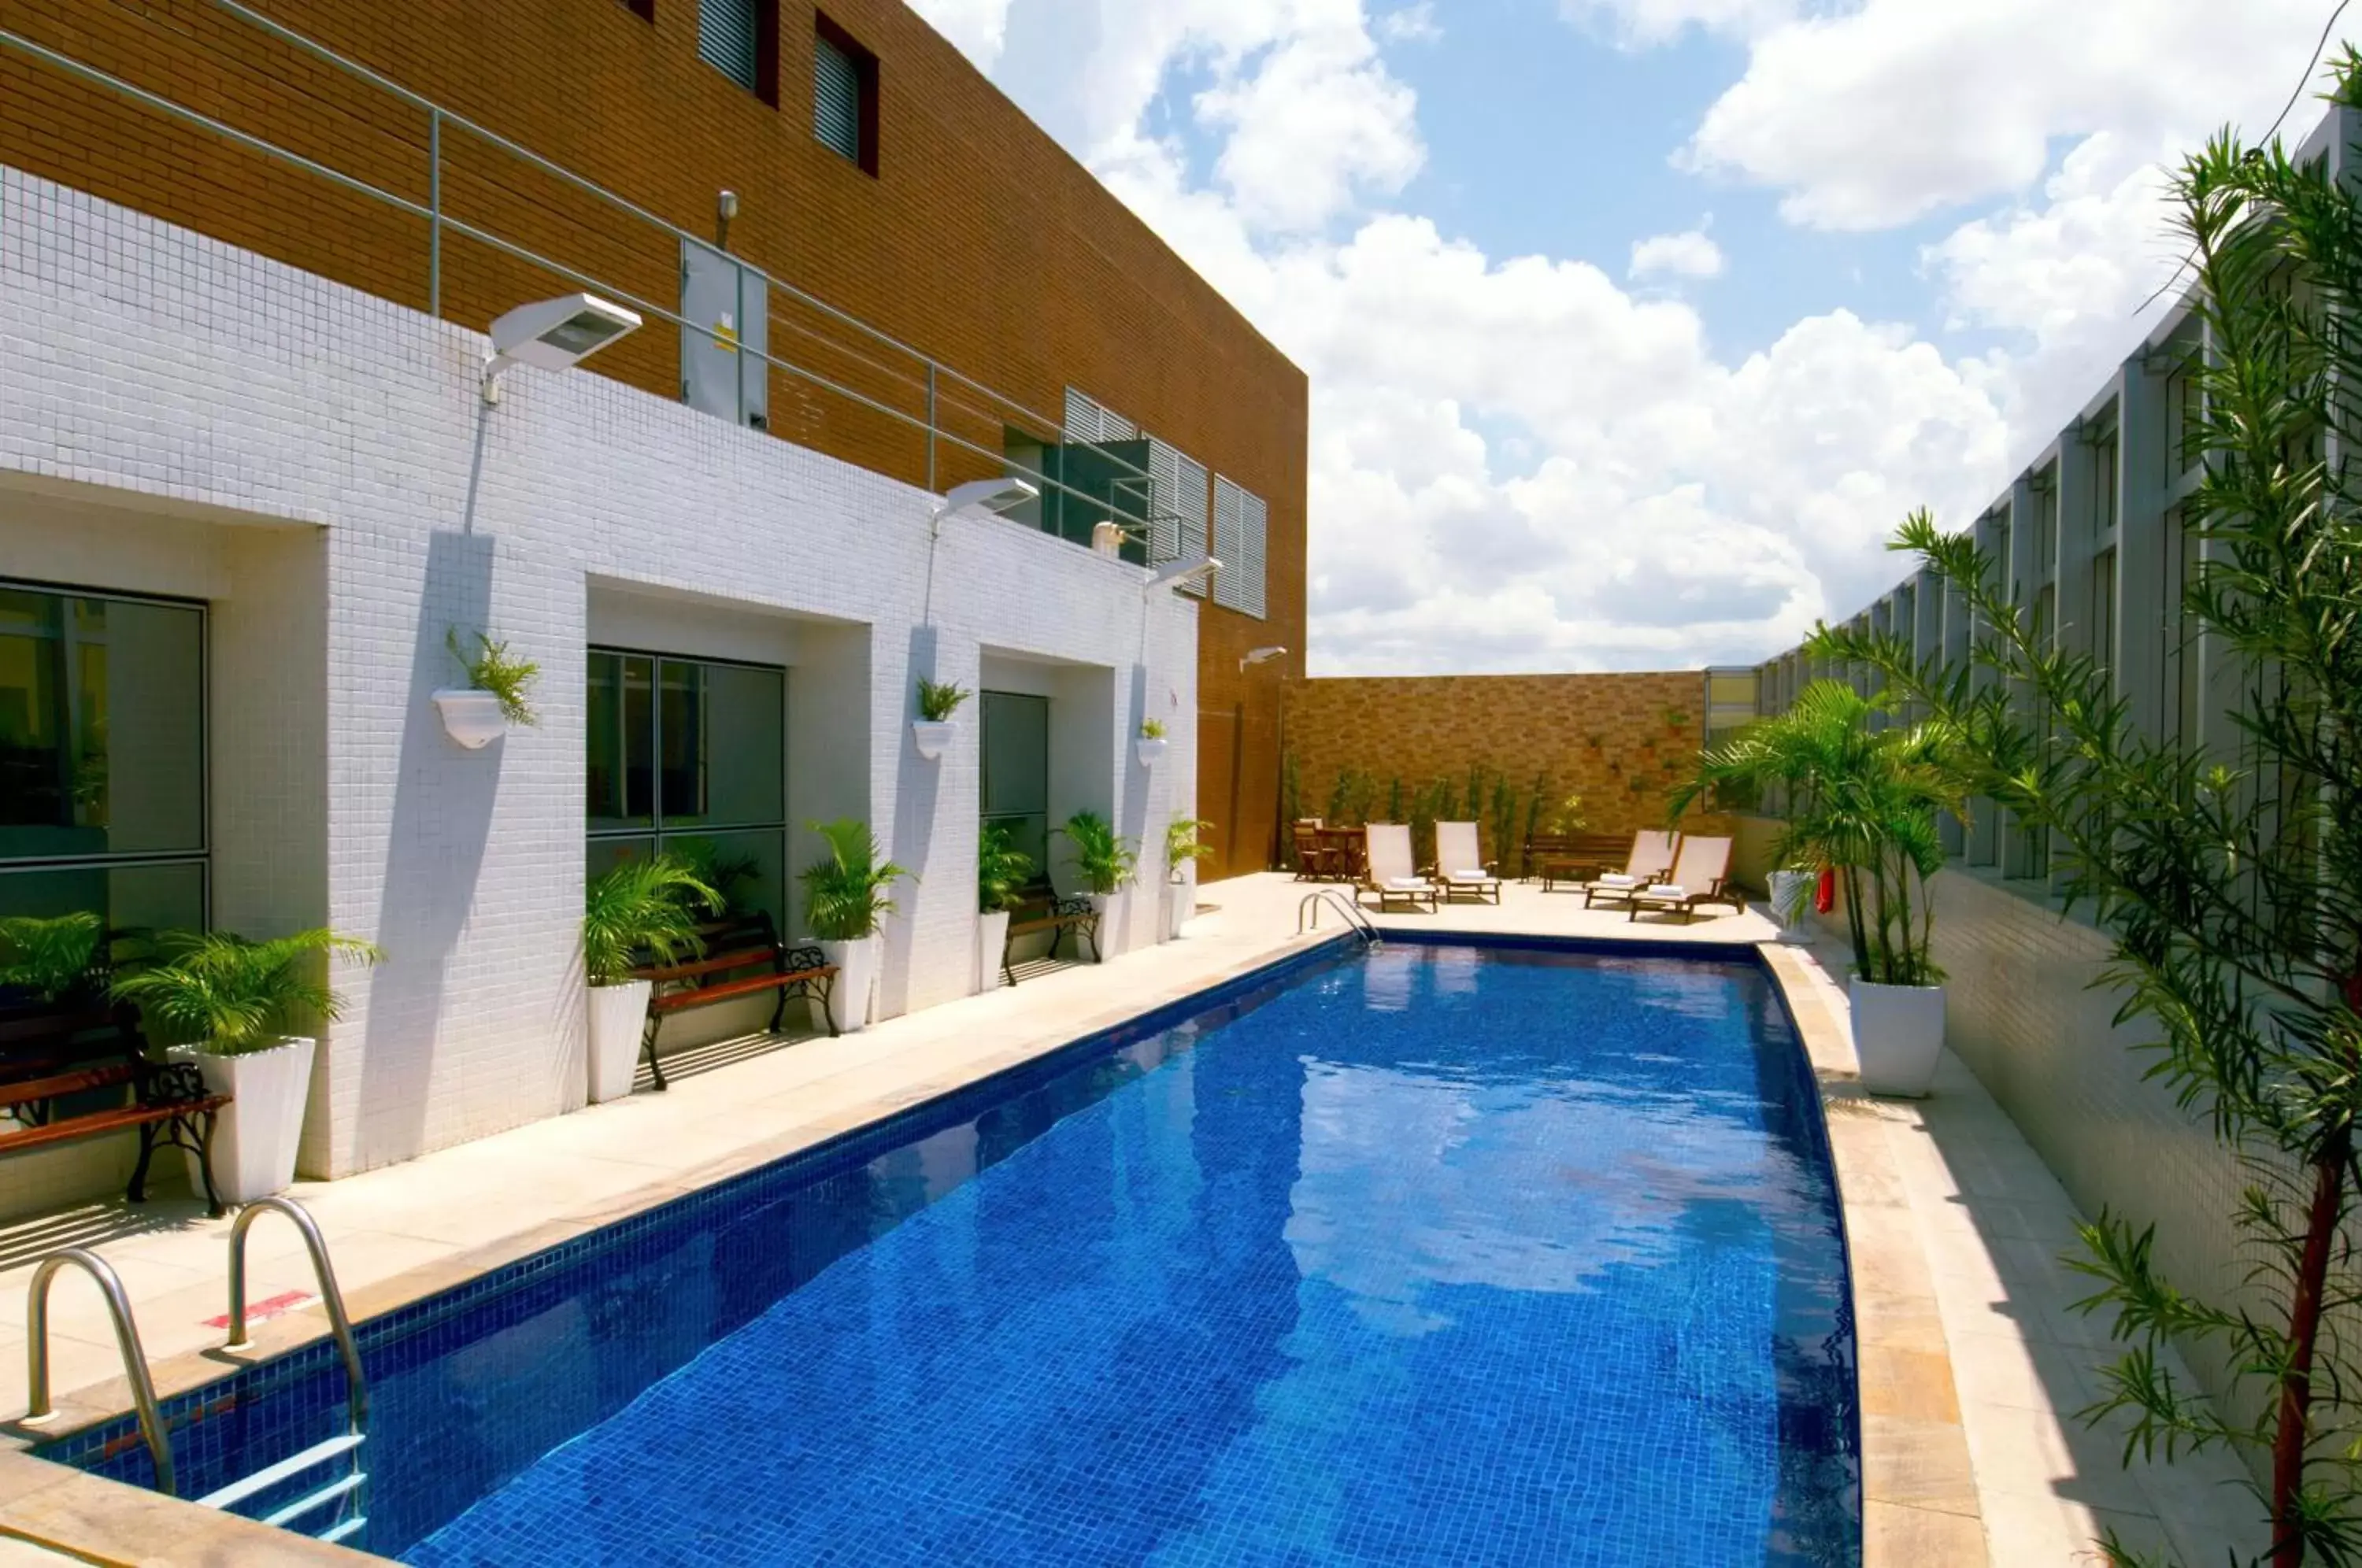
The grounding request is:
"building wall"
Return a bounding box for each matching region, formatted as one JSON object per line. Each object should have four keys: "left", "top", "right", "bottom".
{"left": 1285, "top": 672, "right": 1729, "bottom": 869}
{"left": 0, "top": 0, "right": 1301, "bottom": 882}
{"left": 0, "top": 167, "right": 1196, "bottom": 1207}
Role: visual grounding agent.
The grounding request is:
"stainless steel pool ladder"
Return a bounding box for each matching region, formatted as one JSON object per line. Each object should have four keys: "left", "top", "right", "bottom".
{"left": 204, "top": 1196, "right": 372, "bottom": 1547}
{"left": 15, "top": 1197, "right": 372, "bottom": 1547}
{"left": 1298, "top": 889, "right": 1380, "bottom": 945}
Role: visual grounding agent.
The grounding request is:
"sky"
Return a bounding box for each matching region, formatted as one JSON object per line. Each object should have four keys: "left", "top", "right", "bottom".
{"left": 905, "top": 0, "right": 2345, "bottom": 675}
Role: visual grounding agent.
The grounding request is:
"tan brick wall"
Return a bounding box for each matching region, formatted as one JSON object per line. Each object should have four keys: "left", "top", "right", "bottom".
{"left": 0, "top": 0, "right": 1305, "bottom": 879}
{"left": 1285, "top": 672, "right": 1732, "bottom": 871}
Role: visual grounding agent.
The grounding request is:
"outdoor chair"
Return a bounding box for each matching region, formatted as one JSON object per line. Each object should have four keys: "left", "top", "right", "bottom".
{"left": 1627, "top": 836, "right": 1745, "bottom": 923}
{"left": 1432, "top": 821, "right": 1502, "bottom": 904}
{"left": 1359, "top": 823, "right": 1440, "bottom": 912}
{"left": 1582, "top": 830, "right": 1679, "bottom": 909}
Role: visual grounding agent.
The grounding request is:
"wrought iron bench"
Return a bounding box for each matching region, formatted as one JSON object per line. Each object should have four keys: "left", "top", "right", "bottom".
{"left": 1001, "top": 894, "right": 1100, "bottom": 986}
{"left": 629, "top": 912, "right": 836, "bottom": 1091}
{"left": 0, "top": 1001, "right": 229, "bottom": 1216}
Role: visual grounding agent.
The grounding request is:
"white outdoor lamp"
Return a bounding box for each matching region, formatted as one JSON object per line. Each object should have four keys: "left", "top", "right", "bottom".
{"left": 1239, "top": 645, "right": 1288, "bottom": 672}
{"left": 480, "top": 293, "right": 643, "bottom": 405}
{"left": 1147, "top": 557, "right": 1222, "bottom": 592}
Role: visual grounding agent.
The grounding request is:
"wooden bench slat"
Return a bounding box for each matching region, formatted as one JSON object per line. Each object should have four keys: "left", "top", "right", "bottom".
{"left": 2, "top": 1063, "right": 138, "bottom": 1108}
{"left": 0, "top": 1095, "right": 231, "bottom": 1156}
{"left": 633, "top": 946, "right": 786, "bottom": 985}
{"left": 649, "top": 967, "right": 835, "bottom": 1012}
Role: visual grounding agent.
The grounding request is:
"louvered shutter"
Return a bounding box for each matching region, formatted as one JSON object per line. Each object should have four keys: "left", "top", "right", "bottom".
{"left": 698, "top": 0, "right": 761, "bottom": 93}
{"left": 1158, "top": 446, "right": 1211, "bottom": 596}
{"left": 814, "top": 34, "right": 861, "bottom": 160}
{"left": 1212, "top": 476, "right": 1245, "bottom": 611}
{"left": 1237, "top": 487, "right": 1268, "bottom": 618}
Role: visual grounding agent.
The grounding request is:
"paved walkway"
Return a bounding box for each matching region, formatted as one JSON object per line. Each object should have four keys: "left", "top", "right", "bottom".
{"left": 0, "top": 872, "right": 2263, "bottom": 1565}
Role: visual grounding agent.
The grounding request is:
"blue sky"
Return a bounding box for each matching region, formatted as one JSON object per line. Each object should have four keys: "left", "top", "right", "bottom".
{"left": 912, "top": 0, "right": 2338, "bottom": 672}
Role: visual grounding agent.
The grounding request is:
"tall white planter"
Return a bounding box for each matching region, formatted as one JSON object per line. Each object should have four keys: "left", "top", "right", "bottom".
{"left": 1087, "top": 892, "right": 1124, "bottom": 960}
{"left": 820, "top": 936, "right": 878, "bottom": 1032}
{"left": 171, "top": 1035, "right": 315, "bottom": 1205}
{"left": 431, "top": 688, "right": 508, "bottom": 749}
{"left": 1768, "top": 871, "right": 1815, "bottom": 945}
{"left": 587, "top": 979, "right": 651, "bottom": 1103}
{"left": 1849, "top": 978, "right": 1946, "bottom": 1097}
{"left": 1164, "top": 880, "right": 1193, "bottom": 941}
{"left": 976, "top": 910, "right": 1010, "bottom": 993}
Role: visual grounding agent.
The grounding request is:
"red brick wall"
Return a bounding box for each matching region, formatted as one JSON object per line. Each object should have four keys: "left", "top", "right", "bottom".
{"left": 0, "top": 0, "right": 1305, "bottom": 878}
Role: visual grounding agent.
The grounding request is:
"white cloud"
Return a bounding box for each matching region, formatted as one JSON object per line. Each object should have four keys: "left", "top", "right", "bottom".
{"left": 1376, "top": 3, "right": 1440, "bottom": 44}
{"left": 1676, "top": 0, "right": 2331, "bottom": 230}
{"left": 1560, "top": 0, "right": 1795, "bottom": 49}
{"left": 904, "top": 0, "right": 1016, "bottom": 72}
{"left": 1628, "top": 227, "right": 1724, "bottom": 281}
{"left": 1196, "top": 19, "right": 1423, "bottom": 231}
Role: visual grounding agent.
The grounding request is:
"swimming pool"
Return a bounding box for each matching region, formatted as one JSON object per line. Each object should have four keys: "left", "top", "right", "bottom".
{"left": 42, "top": 936, "right": 1858, "bottom": 1565}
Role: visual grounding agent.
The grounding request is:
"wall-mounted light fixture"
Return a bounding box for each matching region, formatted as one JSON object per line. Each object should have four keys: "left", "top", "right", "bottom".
{"left": 481, "top": 293, "right": 642, "bottom": 405}
{"left": 1147, "top": 557, "right": 1222, "bottom": 592}
{"left": 931, "top": 477, "right": 1038, "bottom": 536}
{"left": 715, "top": 189, "right": 739, "bottom": 250}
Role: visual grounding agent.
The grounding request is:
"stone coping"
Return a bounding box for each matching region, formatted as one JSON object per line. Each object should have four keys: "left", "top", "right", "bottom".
{"left": 4, "top": 915, "right": 1955, "bottom": 1566}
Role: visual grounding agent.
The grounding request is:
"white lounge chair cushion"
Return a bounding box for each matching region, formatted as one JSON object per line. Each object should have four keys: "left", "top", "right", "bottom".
{"left": 1446, "top": 869, "right": 1491, "bottom": 882}
{"left": 1642, "top": 884, "right": 1686, "bottom": 899}
{"left": 1596, "top": 872, "right": 1642, "bottom": 888}
{"left": 1386, "top": 876, "right": 1431, "bottom": 890}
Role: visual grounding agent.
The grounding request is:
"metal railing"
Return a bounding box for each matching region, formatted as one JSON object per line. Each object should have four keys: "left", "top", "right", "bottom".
{"left": 21, "top": 1248, "right": 176, "bottom": 1496}
{"left": 1298, "top": 889, "right": 1380, "bottom": 944}
{"left": 0, "top": 0, "right": 1190, "bottom": 554}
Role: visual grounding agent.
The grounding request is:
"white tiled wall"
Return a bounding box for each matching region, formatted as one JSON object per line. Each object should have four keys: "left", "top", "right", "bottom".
{"left": 0, "top": 167, "right": 1201, "bottom": 1195}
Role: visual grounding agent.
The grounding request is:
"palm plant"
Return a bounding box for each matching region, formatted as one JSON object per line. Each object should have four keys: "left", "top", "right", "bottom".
{"left": 1057, "top": 810, "right": 1137, "bottom": 894}
{"left": 978, "top": 821, "right": 1034, "bottom": 913}
{"left": 800, "top": 819, "right": 909, "bottom": 941}
{"left": 583, "top": 856, "right": 721, "bottom": 986}
{"left": 1164, "top": 818, "right": 1215, "bottom": 883}
{"left": 1670, "top": 680, "right": 1963, "bottom": 986}
{"left": 0, "top": 912, "right": 106, "bottom": 1003}
{"left": 112, "top": 928, "right": 383, "bottom": 1055}
{"left": 916, "top": 678, "right": 969, "bottom": 723}
{"left": 446, "top": 628, "right": 540, "bottom": 726}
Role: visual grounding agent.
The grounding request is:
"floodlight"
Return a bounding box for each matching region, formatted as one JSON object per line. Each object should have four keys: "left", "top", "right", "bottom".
{"left": 1239, "top": 645, "right": 1289, "bottom": 672}
{"left": 481, "top": 293, "right": 643, "bottom": 404}
{"left": 1147, "top": 557, "right": 1222, "bottom": 590}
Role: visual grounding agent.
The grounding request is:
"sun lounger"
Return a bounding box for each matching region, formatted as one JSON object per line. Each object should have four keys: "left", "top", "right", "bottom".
{"left": 1360, "top": 823, "right": 1440, "bottom": 912}
{"left": 1627, "top": 835, "right": 1744, "bottom": 923}
{"left": 1432, "top": 821, "right": 1501, "bottom": 904}
{"left": 1582, "top": 830, "right": 1679, "bottom": 909}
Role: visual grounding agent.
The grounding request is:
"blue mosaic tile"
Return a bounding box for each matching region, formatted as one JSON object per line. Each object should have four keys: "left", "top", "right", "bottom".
{"left": 44, "top": 939, "right": 1859, "bottom": 1565}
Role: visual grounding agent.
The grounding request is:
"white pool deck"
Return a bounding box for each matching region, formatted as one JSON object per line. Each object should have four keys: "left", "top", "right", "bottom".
{"left": 0, "top": 873, "right": 2257, "bottom": 1566}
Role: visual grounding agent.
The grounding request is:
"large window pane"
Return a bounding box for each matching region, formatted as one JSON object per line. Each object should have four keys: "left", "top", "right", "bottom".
{"left": 660, "top": 660, "right": 785, "bottom": 828}
{"left": 981, "top": 691, "right": 1050, "bottom": 883}
{"left": 672, "top": 829, "right": 787, "bottom": 930}
{"left": 0, "top": 860, "right": 205, "bottom": 934}
{"left": 588, "top": 653, "right": 654, "bottom": 831}
{"left": 0, "top": 590, "right": 202, "bottom": 859}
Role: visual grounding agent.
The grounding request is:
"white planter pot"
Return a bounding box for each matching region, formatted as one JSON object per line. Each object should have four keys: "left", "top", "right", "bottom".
{"left": 587, "top": 979, "right": 651, "bottom": 1103}
{"left": 976, "top": 909, "right": 1010, "bottom": 993}
{"left": 1087, "top": 891, "right": 1123, "bottom": 960}
{"left": 912, "top": 719, "right": 956, "bottom": 761}
{"left": 1769, "top": 871, "right": 1816, "bottom": 945}
{"left": 1135, "top": 737, "right": 1168, "bottom": 768}
{"left": 1849, "top": 978, "right": 1946, "bottom": 1097}
{"left": 171, "top": 1036, "right": 315, "bottom": 1206}
{"left": 431, "top": 688, "right": 508, "bottom": 749}
{"left": 820, "top": 936, "right": 878, "bottom": 1032}
{"left": 1165, "top": 881, "right": 1193, "bottom": 941}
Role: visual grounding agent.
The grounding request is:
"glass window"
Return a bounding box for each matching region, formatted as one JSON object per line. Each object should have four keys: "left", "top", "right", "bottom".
{"left": 0, "top": 583, "right": 206, "bottom": 934}
{"left": 587, "top": 649, "right": 787, "bottom": 930}
{"left": 980, "top": 691, "right": 1049, "bottom": 882}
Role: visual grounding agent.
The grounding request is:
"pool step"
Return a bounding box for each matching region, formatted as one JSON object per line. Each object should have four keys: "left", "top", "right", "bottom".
{"left": 197, "top": 1432, "right": 365, "bottom": 1513}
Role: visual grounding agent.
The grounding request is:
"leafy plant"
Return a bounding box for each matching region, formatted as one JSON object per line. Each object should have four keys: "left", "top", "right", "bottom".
{"left": 977, "top": 821, "right": 1034, "bottom": 914}
{"left": 1673, "top": 680, "right": 1962, "bottom": 987}
{"left": 113, "top": 928, "right": 383, "bottom": 1056}
{"left": 1550, "top": 793, "right": 1590, "bottom": 834}
{"left": 1164, "top": 818, "right": 1215, "bottom": 882}
{"left": 446, "top": 628, "right": 540, "bottom": 727}
{"left": 1812, "top": 80, "right": 2362, "bottom": 1561}
{"left": 0, "top": 912, "right": 106, "bottom": 1002}
{"left": 665, "top": 838, "right": 761, "bottom": 919}
{"left": 799, "top": 819, "right": 910, "bottom": 941}
{"left": 916, "top": 678, "right": 970, "bottom": 723}
{"left": 1139, "top": 718, "right": 1168, "bottom": 740}
{"left": 1057, "top": 811, "right": 1137, "bottom": 895}
{"left": 582, "top": 855, "right": 721, "bottom": 986}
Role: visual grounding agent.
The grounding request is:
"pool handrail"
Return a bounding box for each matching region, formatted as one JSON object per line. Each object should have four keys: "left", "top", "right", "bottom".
{"left": 1298, "top": 889, "right": 1381, "bottom": 944}
{"left": 21, "top": 1247, "right": 177, "bottom": 1496}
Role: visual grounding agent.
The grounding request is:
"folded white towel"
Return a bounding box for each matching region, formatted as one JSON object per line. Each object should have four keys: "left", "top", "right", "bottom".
{"left": 1449, "top": 869, "right": 1490, "bottom": 881}
{"left": 1645, "top": 884, "right": 1686, "bottom": 899}
{"left": 1597, "top": 872, "right": 1640, "bottom": 887}
{"left": 1387, "top": 875, "right": 1429, "bottom": 890}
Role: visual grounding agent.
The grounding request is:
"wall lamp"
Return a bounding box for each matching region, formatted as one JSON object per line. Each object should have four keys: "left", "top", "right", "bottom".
{"left": 481, "top": 293, "right": 642, "bottom": 405}
{"left": 930, "top": 477, "right": 1038, "bottom": 536}
{"left": 1239, "top": 645, "right": 1289, "bottom": 673}
{"left": 1147, "top": 557, "right": 1222, "bottom": 592}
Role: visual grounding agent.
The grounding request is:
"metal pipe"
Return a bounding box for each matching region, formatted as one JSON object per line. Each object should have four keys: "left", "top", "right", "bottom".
{"left": 24, "top": 1249, "right": 176, "bottom": 1496}
{"left": 427, "top": 108, "right": 441, "bottom": 318}
{"left": 925, "top": 363, "right": 938, "bottom": 494}
{"left": 224, "top": 1196, "right": 368, "bottom": 1432}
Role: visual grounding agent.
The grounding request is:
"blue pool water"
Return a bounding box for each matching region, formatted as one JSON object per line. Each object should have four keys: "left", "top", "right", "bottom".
{"left": 46, "top": 938, "right": 1857, "bottom": 1565}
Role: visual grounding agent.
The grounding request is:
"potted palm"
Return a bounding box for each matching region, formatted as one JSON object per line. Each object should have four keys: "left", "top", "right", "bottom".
{"left": 112, "top": 927, "right": 382, "bottom": 1202}
{"left": 435, "top": 629, "right": 539, "bottom": 749}
{"left": 913, "top": 678, "right": 968, "bottom": 762}
{"left": 1058, "top": 810, "right": 1137, "bottom": 960}
{"left": 582, "top": 856, "right": 720, "bottom": 1102}
{"left": 799, "top": 818, "right": 909, "bottom": 1032}
{"left": 976, "top": 821, "right": 1032, "bottom": 992}
{"left": 1135, "top": 718, "right": 1169, "bottom": 768}
{"left": 1673, "top": 679, "right": 1963, "bottom": 1095}
{"left": 1163, "top": 817, "right": 1213, "bottom": 940}
{"left": 0, "top": 912, "right": 108, "bottom": 1010}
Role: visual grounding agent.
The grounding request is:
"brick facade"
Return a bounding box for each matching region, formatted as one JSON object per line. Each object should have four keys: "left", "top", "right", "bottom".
{"left": 0, "top": 0, "right": 1302, "bottom": 878}
{"left": 1285, "top": 672, "right": 1731, "bottom": 869}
